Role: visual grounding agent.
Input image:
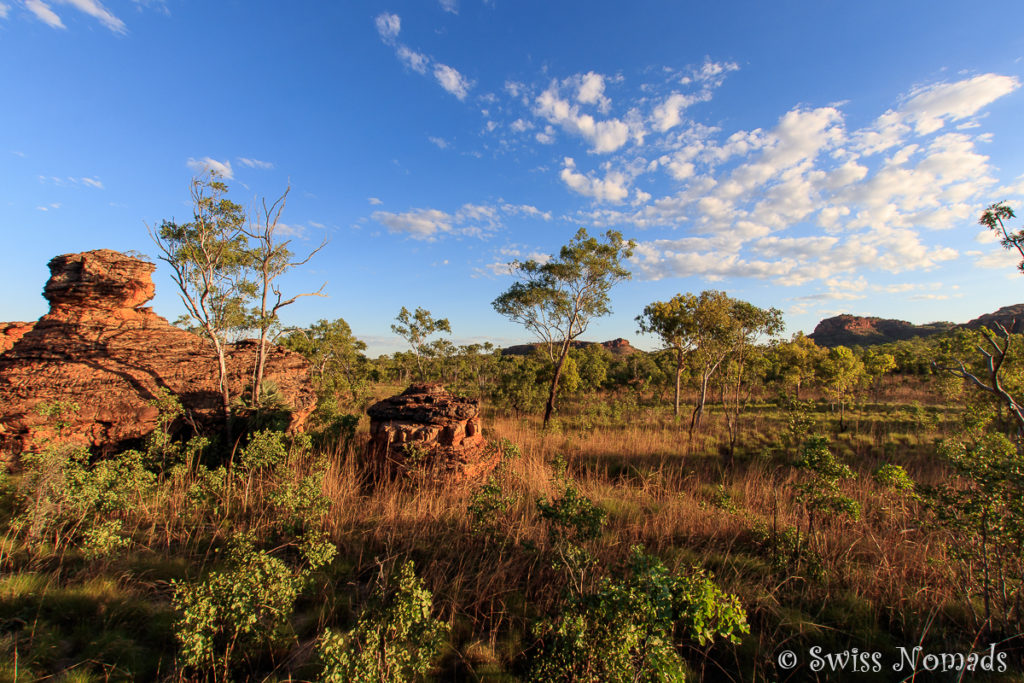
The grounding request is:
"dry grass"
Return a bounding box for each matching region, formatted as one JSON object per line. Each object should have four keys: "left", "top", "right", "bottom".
{"left": 0, "top": 381, "right": 1017, "bottom": 680}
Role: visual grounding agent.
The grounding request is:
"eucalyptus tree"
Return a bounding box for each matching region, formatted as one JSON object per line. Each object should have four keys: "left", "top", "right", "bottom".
{"left": 280, "top": 318, "right": 367, "bottom": 403}
{"left": 150, "top": 173, "right": 252, "bottom": 430}
{"left": 492, "top": 228, "right": 634, "bottom": 427}
{"left": 391, "top": 307, "right": 451, "bottom": 380}
{"left": 637, "top": 290, "right": 736, "bottom": 432}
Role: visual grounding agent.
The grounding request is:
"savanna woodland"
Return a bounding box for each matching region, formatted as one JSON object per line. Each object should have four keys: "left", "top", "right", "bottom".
{"left": 3, "top": 180, "right": 1024, "bottom": 682}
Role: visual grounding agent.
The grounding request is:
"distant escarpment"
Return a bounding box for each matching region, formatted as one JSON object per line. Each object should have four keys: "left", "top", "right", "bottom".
{"left": 808, "top": 304, "right": 1024, "bottom": 348}
{"left": 808, "top": 315, "right": 954, "bottom": 348}
{"left": 963, "top": 304, "right": 1024, "bottom": 334}
{"left": 501, "top": 337, "right": 639, "bottom": 357}
{"left": 0, "top": 249, "right": 316, "bottom": 455}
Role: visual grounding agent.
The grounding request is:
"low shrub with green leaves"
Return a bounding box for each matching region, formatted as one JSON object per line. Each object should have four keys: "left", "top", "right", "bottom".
{"left": 13, "top": 443, "right": 155, "bottom": 554}
{"left": 792, "top": 436, "right": 860, "bottom": 524}
{"left": 926, "top": 432, "right": 1024, "bottom": 633}
{"left": 317, "top": 560, "right": 448, "bottom": 682}
{"left": 527, "top": 546, "right": 749, "bottom": 682}
{"left": 171, "top": 531, "right": 333, "bottom": 676}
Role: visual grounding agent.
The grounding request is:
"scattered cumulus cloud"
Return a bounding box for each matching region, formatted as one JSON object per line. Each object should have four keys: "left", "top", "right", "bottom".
{"left": 186, "top": 157, "right": 234, "bottom": 179}
{"left": 368, "top": 197, "right": 383, "bottom": 205}
{"left": 560, "top": 157, "right": 630, "bottom": 203}
{"left": 24, "top": 0, "right": 126, "bottom": 32}
{"left": 372, "top": 201, "right": 551, "bottom": 241}
{"left": 25, "top": 0, "right": 63, "bottom": 28}
{"left": 397, "top": 45, "right": 429, "bottom": 74}
{"left": 439, "top": 0, "right": 457, "bottom": 13}
{"left": 433, "top": 63, "right": 473, "bottom": 100}
{"left": 374, "top": 12, "right": 400, "bottom": 43}
{"left": 375, "top": 13, "right": 472, "bottom": 100}
{"left": 238, "top": 157, "right": 274, "bottom": 170}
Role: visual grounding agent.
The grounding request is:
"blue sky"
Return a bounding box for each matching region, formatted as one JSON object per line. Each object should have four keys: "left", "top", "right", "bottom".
{"left": 2, "top": 1, "right": 1023, "bottom": 356}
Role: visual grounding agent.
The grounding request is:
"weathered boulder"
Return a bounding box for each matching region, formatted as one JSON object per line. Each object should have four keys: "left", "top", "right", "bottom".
{"left": 0, "top": 249, "right": 316, "bottom": 455}
{"left": 366, "top": 383, "right": 496, "bottom": 481}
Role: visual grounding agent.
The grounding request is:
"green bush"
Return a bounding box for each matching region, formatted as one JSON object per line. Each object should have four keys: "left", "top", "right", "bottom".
{"left": 317, "top": 560, "right": 447, "bottom": 682}
{"left": 171, "top": 532, "right": 317, "bottom": 675}
{"left": 528, "top": 546, "right": 748, "bottom": 682}
{"left": 14, "top": 444, "right": 154, "bottom": 553}
{"left": 237, "top": 428, "right": 287, "bottom": 471}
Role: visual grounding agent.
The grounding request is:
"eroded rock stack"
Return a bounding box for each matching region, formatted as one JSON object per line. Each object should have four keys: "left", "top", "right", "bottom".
{"left": 0, "top": 249, "right": 316, "bottom": 454}
{"left": 366, "top": 383, "right": 496, "bottom": 481}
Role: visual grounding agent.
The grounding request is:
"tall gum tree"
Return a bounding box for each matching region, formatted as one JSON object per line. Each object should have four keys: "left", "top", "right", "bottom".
{"left": 150, "top": 173, "right": 251, "bottom": 435}
{"left": 492, "top": 228, "right": 634, "bottom": 427}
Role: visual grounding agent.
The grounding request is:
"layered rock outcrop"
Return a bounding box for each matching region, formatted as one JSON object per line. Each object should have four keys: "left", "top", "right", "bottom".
{"left": 0, "top": 249, "right": 316, "bottom": 454}
{"left": 964, "top": 304, "right": 1024, "bottom": 334}
{"left": 366, "top": 383, "right": 496, "bottom": 481}
{"left": 0, "top": 322, "right": 33, "bottom": 354}
{"left": 808, "top": 314, "right": 954, "bottom": 348}
{"left": 501, "top": 337, "right": 638, "bottom": 357}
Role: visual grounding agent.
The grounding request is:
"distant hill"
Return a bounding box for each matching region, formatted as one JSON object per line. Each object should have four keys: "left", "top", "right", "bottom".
{"left": 963, "top": 304, "right": 1024, "bottom": 334}
{"left": 501, "top": 337, "right": 639, "bottom": 357}
{"left": 808, "top": 315, "right": 953, "bottom": 348}
{"left": 808, "top": 304, "right": 1024, "bottom": 347}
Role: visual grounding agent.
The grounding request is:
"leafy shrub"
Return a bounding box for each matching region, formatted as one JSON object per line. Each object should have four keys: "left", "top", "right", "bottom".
{"left": 872, "top": 463, "right": 915, "bottom": 492}
{"left": 749, "top": 522, "right": 825, "bottom": 581}
{"left": 792, "top": 436, "right": 860, "bottom": 524}
{"left": 925, "top": 432, "right": 1024, "bottom": 633}
{"left": 528, "top": 546, "right": 748, "bottom": 682}
{"left": 268, "top": 467, "right": 331, "bottom": 533}
{"left": 171, "top": 532, "right": 318, "bottom": 675}
{"left": 80, "top": 519, "right": 132, "bottom": 561}
{"left": 14, "top": 444, "right": 155, "bottom": 552}
{"left": 317, "top": 560, "right": 447, "bottom": 682}
{"left": 537, "top": 484, "right": 608, "bottom": 544}
{"left": 237, "top": 428, "right": 287, "bottom": 471}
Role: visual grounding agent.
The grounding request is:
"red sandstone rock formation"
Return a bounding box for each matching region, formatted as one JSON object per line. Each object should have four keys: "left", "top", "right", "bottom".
{"left": 501, "top": 337, "right": 637, "bottom": 357}
{"left": 0, "top": 322, "right": 33, "bottom": 354}
{"left": 366, "top": 383, "right": 496, "bottom": 481}
{"left": 0, "top": 249, "right": 316, "bottom": 454}
{"left": 807, "top": 314, "right": 954, "bottom": 348}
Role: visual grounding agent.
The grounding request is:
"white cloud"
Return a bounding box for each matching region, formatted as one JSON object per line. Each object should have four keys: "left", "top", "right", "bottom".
{"left": 396, "top": 45, "right": 429, "bottom": 74}
{"left": 509, "top": 118, "right": 533, "bottom": 133}
{"left": 0, "top": 3, "right": 10, "bottom": 19}
{"left": 25, "top": 0, "right": 64, "bottom": 28}
{"left": 651, "top": 93, "right": 698, "bottom": 133}
{"left": 534, "top": 81, "right": 631, "bottom": 153}
{"left": 560, "top": 157, "right": 630, "bottom": 203}
{"left": 680, "top": 58, "right": 740, "bottom": 86}
{"left": 433, "top": 63, "right": 472, "bottom": 100}
{"left": 439, "top": 0, "right": 457, "bottom": 13}
{"left": 535, "top": 125, "right": 556, "bottom": 144}
{"left": 375, "top": 12, "right": 400, "bottom": 43}
{"left": 900, "top": 73, "right": 1020, "bottom": 135}
{"left": 371, "top": 201, "right": 552, "bottom": 241}
{"left": 575, "top": 71, "right": 610, "bottom": 112}
{"left": 238, "top": 157, "right": 273, "bottom": 170}
{"left": 61, "top": 0, "right": 125, "bottom": 33}
{"left": 373, "top": 208, "right": 453, "bottom": 239}
{"left": 428, "top": 136, "right": 449, "bottom": 149}
{"left": 80, "top": 176, "right": 103, "bottom": 189}
{"left": 186, "top": 156, "right": 234, "bottom": 179}
{"left": 368, "top": 197, "right": 383, "bottom": 205}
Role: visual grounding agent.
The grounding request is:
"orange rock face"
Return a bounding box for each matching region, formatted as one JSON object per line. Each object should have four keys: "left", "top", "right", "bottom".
{"left": 0, "top": 322, "right": 33, "bottom": 354}
{"left": 366, "top": 383, "right": 497, "bottom": 481}
{"left": 0, "top": 249, "right": 316, "bottom": 455}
